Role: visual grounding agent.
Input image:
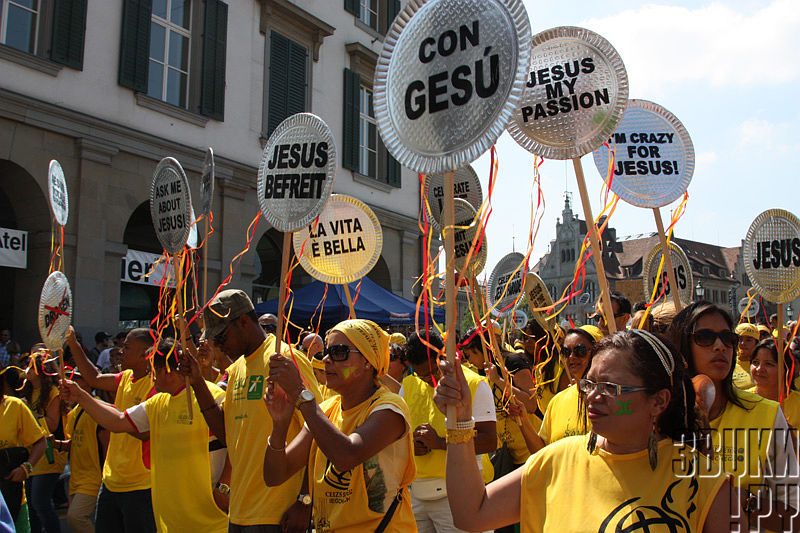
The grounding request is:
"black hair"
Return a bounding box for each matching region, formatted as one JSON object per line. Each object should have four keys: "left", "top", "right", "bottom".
{"left": 668, "top": 300, "right": 747, "bottom": 410}
{"left": 522, "top": 320, "right": 560, "bottom": 395}
{"left": 22, "top": 353, "right": 61, "bottom": 415}
{"left": 405, "top": 330, "right": 443, "bottom": 367}
{"left": 609, "top": 291, "right": 632, "bottom": 315}
{"left": 151, "top": 338, "right": 178, "bottom": 370}
{"left": 632, "top": 301, "right": 647, "bottom": 313}
{"left": 753, "top": 338, "right": 798, "bottom": 392}
{"left": 389, "top": 343, "right": 406, "bottom": 363}
{"left": 128, "top": 328, "right": 155, "bottom": 348}
{"left": 587, "top": 330, "right": 701, "bottom": 447}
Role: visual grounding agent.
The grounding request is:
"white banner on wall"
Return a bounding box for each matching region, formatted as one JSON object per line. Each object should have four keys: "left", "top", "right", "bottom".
{"left": 121, "top": 249, "right": 174, "bottom": 287}
{"left": 0, "top": 227, "right": 27, "bottom": 269}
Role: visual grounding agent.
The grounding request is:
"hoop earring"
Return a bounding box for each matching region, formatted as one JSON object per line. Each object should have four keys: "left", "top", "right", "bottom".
{"left": 648, "top": 418, "right": 658, "bottom": 471}
{"left": 587, "top": 431, "right": 597, "bottom": 453}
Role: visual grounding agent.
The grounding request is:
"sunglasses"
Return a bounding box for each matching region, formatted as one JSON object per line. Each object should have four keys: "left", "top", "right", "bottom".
{"left": 324, "top": 344, "right": 360, "bottom": 361}
{"left": 691, "top": 329, "right": 739, "bottom": 348}
{"left": 562, "top": 345, "right": 589, "bottom": 358}
{"left": 579, "top": 378, "right": 649, "bottom": 397}
{"left": 261, "top": 324, "right": 276, "bottom": 333}
{"left": 213, "top": 322, "right": 234, "bottom": 346}
{"left": 593, "top": 312, "right": 627, "bottom": 324}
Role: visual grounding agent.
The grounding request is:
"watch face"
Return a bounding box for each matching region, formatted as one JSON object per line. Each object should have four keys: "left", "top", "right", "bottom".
{"left": 299, "top": 390, "right": 315, "bottom": 403}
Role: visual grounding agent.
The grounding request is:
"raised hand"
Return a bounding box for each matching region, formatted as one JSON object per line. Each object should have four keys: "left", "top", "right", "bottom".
{"left": 267, "top": 353, "right": 304, "bottom": 401}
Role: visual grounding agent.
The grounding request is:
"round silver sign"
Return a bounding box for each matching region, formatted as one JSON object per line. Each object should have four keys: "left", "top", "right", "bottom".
{"left": 424, "top": 164, "right": 483, "bottom": 230}
{"left": 38, "top": 270, "right": 73, "bottom": 351}
{"left": 201, "top": 147, "right": 215, "bottom": 216}
{"left": 374, "top": 0, "right": 531, "bottom": 174}
{"left": 508, "top": 26, "right": 628, "bottom": 160}
{"left": 48, "top": 160, "right": 69, "bottom": 226}
{"left": 452, "top": 198, "right": 486, "bottom": 274}
{"left": 738, "top": 297, "right": 760, "bottom": 318}
{"left": 150, "top": 157, "right": 192, "bottom": 254}
{"left": 257, "top": 113, "right": 337, "bottom": 233}
{"left": 642, "top": 241, "right": 694, "bottom": 306}
{"left": 593, "top": 100, "right": 694, "bottom": 208}
{"left": 743, "top": 209, "right": 800, "bottom": 304}
{"left": 488, "top": 251, "right": 525, "bottom": 315}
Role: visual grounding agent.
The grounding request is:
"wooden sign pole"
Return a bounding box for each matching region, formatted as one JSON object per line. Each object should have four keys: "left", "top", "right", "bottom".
{"left": 173, "top": 253, "right": 193, "bottom": 420}
{"left": 778, "top": 304, "right": 785, "bottom": 402}
{"left": 203, "top": 216, "right": 209, "bottom": 306}
{"left": 443, "top": 170, "right": 458, "bottom": 428}
{"left": 343, "top": 284, "right": 356, "bottom": 319}
{"left": 653, "top": 208, "right": 682, "bottom": 311}
{"left": 573, "top": 158, "right": 617, "bottom": 333}
{"left": 275, "top": 232, "right": 292, "bottom": 356}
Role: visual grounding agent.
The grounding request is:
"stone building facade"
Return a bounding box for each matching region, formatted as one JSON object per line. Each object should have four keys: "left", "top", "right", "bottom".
{"left": 0, "top": 0, "right": 426, "bottom": 348}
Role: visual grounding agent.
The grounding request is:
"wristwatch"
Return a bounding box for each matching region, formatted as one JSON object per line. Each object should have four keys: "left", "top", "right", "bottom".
{"left": 295, "top": 389, "right": 315, "bottom": 409}
{"left": 297, "top": 493, "right": 312, "bottom": 505}
{"left": 215, "top": 482, "right": 231, "bottom": 496}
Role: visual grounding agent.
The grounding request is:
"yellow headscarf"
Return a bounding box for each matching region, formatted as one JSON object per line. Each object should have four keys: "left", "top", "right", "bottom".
{"left": 329, "top": 319, "right": 390, "bottom": 377}
{"left": 389, "top": 332, "right": 407, "bottom": 346}
{"left": 579, "top": 324, "right": 604, "bottom": 343}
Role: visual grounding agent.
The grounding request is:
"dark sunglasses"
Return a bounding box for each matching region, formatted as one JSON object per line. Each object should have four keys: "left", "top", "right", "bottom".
{"left": 324, "top": 344, "right": 359, "bottom": 361}
{"left": 213, "top": 322, "right": 234, "bottom": 346}
{"left": 261, "top": 324, "right": 276, "bottom": 333}
{"left": 691, "top": 329, "right": 739, "bottom": 348}
{"left": 562, "top": 345, "right": 589, "bottom": 358}
{"left": 593, "top": 312, "right": 627, "bottom": 324}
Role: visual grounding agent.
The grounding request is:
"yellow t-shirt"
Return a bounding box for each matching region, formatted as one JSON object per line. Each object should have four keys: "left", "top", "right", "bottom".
{"left": 708, "top": 389, "right": 778, "bottom": 490}
{"left": 782, "top": 391, "right": 800, "bottom": 429}
{"left": 0, "top": 395, "right": 48, "bottom": 508}
{"left": 732, "top": 361, "right": 755, "bottom": 389}
{"left": 140, "top": 383, "right": 227, "bottom": 533}
{"left": 65, "top": 405, "right": 102, "bottom": 496}
{"left": 102, "top": 369, "right": 155, "bottom": 492}
{"left": 538, "top": 384, "right": 589, "bottom": 445}
{"left": 492, "top": 383, "right": 533, "bottom": 465}
{"left": 520, "top": 436, "right": 726, "bottom": 532}
{"left": 225, "top": 336, "right": 321, "bottom": 526}
{"left": 320, "top": 384, "right": 339, "bottom": 402}
{"left": 0, "top": 395, "right": 46, "bottom": 449}
{"left": 310, "top": 387, "right": 416, "bottom": 533}
{"left": 402, "top": 367, "right": 495, "bottom": 481}
{"left": 30, "top": 387, "right": 68, "bottom": 476}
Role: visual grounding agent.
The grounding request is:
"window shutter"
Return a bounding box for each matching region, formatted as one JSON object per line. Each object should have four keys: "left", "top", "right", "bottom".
{"left": 267, "top": 32, "right": 307, "bottom": 138}
{"left": 201, "top": 0, "right": 228, "bottom": 120}
{"left": 344, "top": 0, "right": 359, "bottom": 17}
{"left": 118, "top": 0, "right": 152, "bottom": 92}
{"left": 387, "top": 152, "right": 401, "bottom": 187}
{"left": 386, "top": 0, "right": 401, "bottom": 30}
{"left": 342, "top": 68, "right": 360, "bottom": 172}
{"left": 51, "top": 0, "right": 87, "bottom": 70}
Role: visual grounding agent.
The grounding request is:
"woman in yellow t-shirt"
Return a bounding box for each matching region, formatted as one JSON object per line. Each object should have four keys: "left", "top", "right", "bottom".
{"left": 1, "top": 367, "right": 48, "bottom": 533}
{"left": 434, "top": 329, "right": 741, "bottom": 532}
{"left": 669, "top": 301, "right": 800, "bottom": 530}
{"left": 749, "top": 338, "right": 800, "bottom": 429}
{"left": 264, "top": 319, "right": 416, "bottom": 533}
{"left": 20, "top": 351, "right": 66, "bottom": 533}
{"left": 537, "top": 325, "right": 602, "bottom": 448}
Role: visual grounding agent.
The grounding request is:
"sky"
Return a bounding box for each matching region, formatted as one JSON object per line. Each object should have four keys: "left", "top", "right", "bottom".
{"left": 469, "top": 0, "right": 800, "bottom": 273}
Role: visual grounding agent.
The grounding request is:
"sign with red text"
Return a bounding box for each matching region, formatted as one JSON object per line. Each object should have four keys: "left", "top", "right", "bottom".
{"left": 38, "top": 271, "right": 72, "bottom": 351}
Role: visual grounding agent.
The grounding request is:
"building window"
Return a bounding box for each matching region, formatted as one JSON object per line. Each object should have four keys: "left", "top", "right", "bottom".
{"left": 266, "top": 31, "right": 308, "bottom": 138}
{"left": 119, "top": 0, "right": 227, "bottom": 120}
{"left": 148, "top": 0, "right": 192, "bottom": 108}
{"left": 358, "top": 86, "right": 378, "bottom": 178}
{"left": 359, "top": 0, "right": 378, "bottom": 30}
{"left": 1, "top": 0, "right": 39, "bottom": 53}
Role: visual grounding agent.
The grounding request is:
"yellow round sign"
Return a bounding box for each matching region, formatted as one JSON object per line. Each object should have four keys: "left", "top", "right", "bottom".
{"left": 292, "top": 194, "right": 383, "bottom": 284}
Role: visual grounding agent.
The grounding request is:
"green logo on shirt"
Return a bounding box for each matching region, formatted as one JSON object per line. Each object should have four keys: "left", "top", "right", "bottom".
{"left": 246, "top": 375, "right": 264, "bottom": 400}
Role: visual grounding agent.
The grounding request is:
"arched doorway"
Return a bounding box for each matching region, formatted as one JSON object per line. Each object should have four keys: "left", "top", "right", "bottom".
{"left": 252, "top": 229, "right": 313, "bottom": 304}
{"left": 0, "top": 160, "right": 51, "bottom": 349}
{"left": 366, "top": 255, "right": 391, "bottom": 292}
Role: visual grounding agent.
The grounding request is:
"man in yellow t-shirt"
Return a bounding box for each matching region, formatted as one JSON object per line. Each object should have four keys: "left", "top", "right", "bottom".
{"left": 400, "top": 330, "right": 496, "bottom": 533}
{"left": 66, "top": 327, "right": 156, "bottom": 532}
{"left": 189, "top": 290, "right": 322, "bottom": 531}
{"left": 61, "top": 338, "right": 228, "bottom": 533}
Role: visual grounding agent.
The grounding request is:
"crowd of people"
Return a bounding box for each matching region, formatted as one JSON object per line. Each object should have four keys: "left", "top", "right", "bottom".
{"left": 1, "top": 288, "right": 800, "bottom": 532}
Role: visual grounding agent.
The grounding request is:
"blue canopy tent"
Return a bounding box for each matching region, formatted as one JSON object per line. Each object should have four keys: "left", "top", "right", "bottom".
{"left": 254, "top": 276, "right": 444, "bottom": 326}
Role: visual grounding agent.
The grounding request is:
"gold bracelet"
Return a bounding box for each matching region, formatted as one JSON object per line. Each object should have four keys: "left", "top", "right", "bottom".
{"left": 446, "top": 428, "right": 476, "bottom": 445}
